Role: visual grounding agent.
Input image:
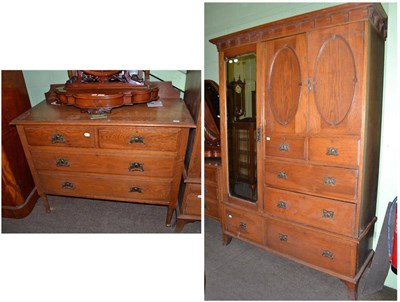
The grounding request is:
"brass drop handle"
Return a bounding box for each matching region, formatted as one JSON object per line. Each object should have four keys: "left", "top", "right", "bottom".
{"left": 322, "top": 209, "right": 334, "bottom": 219}
{"left": 278, "top": 171, "right": 288, "bottom": 179}
{"left": 128, "top": 162, "right": 144, "bottom": 172}
{"left": 51, "top": 134, "right": 65, "bottom": 144}
{"left": 322, "top": 250, "right": 334, "bottom": 259}
{"left": 129, "top": 136, "right": 144, "bottom": 144}
{"left": 62, "top": 181, "right": 74, "bottom": 189}
{"left": 279, "top": 233, "right": 288, "bottom": 242}
{"left": 326, "top": 147, "right": 338, "bottom": 156}
{"left": 277, "top": 201, "right": 287, "bottom": 209}
{"left": 324, "top": 176, "right": 336, "bottom": 186}
{"left": 56, "top": 158, "right": 70, "bottom": 167}
{"left": 129, "top": 186, "right": 143, "bottom": 193}
{"left": 279, "top": 143, "right": 289, "bottom": 152}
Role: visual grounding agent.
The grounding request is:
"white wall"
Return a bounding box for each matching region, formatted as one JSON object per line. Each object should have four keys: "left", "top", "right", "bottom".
{"left": 205, "top": 2, "right": 398, "bottom": 289}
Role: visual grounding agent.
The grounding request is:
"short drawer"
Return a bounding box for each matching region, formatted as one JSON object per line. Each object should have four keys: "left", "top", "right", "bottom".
{"left": 224, "top": 206, "right": 264, "bottom": 245}
{"left": 265, "top": 135, "right": 305, "bottom": 160}
{"left": 98, "top": 127, "right": 180, "bottom": 151}
{"left": 181, "top": 183, "right": 201, "bottom": 216}
{"left": 39, "top": 172, "right": 171, "bottom": 202}
{"left": 31, "top": 149, "right": 175, "bottom": 178}
{"left": 309, "top": 137, "right": 359, "bottom": 166}
{"left": 266, "top": 218, "right": 357, "bottom": 277}
{"left": 264, "top": 160, "right": 358, "bottom": 202}
{"left": 264, "top": 187, "right": 356, "bottom": 236}
{"left": 24, "top": 126, "right": 95, "bottom": 148}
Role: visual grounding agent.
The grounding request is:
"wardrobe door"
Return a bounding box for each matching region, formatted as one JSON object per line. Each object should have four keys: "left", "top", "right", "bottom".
{"left": 308, "top": 22, "right": 364, "bottom": 136}
{"left": 264, "top": 34, "right": 308, "bottom": 160}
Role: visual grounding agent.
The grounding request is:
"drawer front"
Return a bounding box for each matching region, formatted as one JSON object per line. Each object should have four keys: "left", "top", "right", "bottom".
{"left": 25, "top": 126, "right": 95, "bottom": 148}
{"left": 39, "top": 172, "right": 171, "bottom": 202}
{"left": 224, "top": 206, "right": 264, "bottom": 245}
{"left": 266, "top": 218, "right": 356, "bottom": 276}
{"left": 265, "top": 135, "right": 305, "bottom": 160}
{"left": 98, "top": 127, "right": 180, "bottom": 151}
{"left": 264, "top": 160, "right": 358, "bottom": 202}
{"left": 182, "top": 183, "right": 201, "bottom": 216}
{"left": 309, "top": 137, "right": 359, "bottom": 166}
{"left": 31, "top": 149, "right": 175, "bottom": 178}
{"left": 264, "top": 187, "right": 355, "bottom": 236}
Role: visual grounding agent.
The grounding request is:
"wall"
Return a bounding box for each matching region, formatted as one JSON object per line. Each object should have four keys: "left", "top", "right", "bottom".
{"left": 23, "top": 70, "right": 68, "bottom": 106}
{"left": 205, "top": 2, "right": 398, "bottom": 289}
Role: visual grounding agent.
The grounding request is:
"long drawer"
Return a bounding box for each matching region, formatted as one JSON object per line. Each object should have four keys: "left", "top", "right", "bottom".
{"left": 30, "top": 149, "right": 175, "bottom": 178}
{"left": 39, "top": 172, "right": 172, "bottom": 202}
{"left": 265, "top": 218, "right": 357, "bottom": 277}
{"left": 264, "top": 187, "right": 356, "bottom": 236}
{"left": 98, "top": 126, "right": 181, "bottom": 151}
{"left": 264, "top": 159, "right": 358, "bottom": 202}
{"left": 224, "top": 206, "right": 264, "bottom": 245}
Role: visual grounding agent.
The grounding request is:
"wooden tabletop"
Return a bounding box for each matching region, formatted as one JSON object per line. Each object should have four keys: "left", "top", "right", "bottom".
{"left": 11, "top": 98, "right": 196, "bottom": 128}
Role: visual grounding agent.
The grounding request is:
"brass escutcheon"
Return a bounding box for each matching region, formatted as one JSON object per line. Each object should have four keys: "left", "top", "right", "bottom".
{"left": 129, "top": 186, "right": 143, "bottom": 193}
{"left": 51, "top": 134, "right": 65, "bottom": 144}
{"left": 128, "top": 162, "right": 144, "bottom": 172}
{"left": 56, "top": 158, "right": 70, "bottom": 167}
{"left": 129, "top": 136, "right": 144, "bottom": 144}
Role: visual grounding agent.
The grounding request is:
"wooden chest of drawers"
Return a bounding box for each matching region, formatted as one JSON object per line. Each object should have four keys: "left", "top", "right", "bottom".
{"left": 11, "top": 98, "right": 195, "bottom": 227}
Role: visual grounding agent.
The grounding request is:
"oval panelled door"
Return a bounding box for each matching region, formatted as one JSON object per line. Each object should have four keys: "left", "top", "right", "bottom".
{"left": 313, "top": 35, "right": 357, "bottom": 126}
{"left": 269, "top": 46, "right": 302, "bottom": 126}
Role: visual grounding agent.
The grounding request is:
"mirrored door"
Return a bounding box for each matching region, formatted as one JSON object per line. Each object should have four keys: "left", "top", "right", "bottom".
{"left": 225, "top": 52, "right": 257, "bottom": 202}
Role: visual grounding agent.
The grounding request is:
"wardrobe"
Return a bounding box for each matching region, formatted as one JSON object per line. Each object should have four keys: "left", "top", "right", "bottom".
{"left": 210, "top": 3, "right": 387, "bottom": 299}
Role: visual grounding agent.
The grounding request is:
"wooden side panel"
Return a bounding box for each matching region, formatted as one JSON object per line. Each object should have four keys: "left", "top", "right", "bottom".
{"left": 358, "top": 23, "right": 385, "bottom": 235}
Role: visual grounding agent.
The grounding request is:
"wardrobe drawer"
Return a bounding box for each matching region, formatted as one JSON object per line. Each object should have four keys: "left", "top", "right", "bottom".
{"left": 31, "top": 149, "right": 175, "bottom": 178}
{"left": 224, "top": 206, "right": 264, "bottom": 245}
{"left": 39, "top": 172, "right": 171, "bottom": 202}
{"left": 266, "top": 218, "right": 356, "bottom": 277}
{"left": 264, "top": 187, "right": 355, "bottom": 236}
{"left": 264, "top": 160, "right": 358, "bottom": 202}
{"left": 182, "top": 183, "right": 201, "bottom": 216}
{"left": 265, "top": 135, "right": 305, "bottom": 160}
{"left": 98, "top": 127, "right": 180, "bottom": 151}
{"left": 309, "top": 137, "right": 359, "bottom": 166}
{"left": 24, "top": 126, "right": 96, "bottom": 148}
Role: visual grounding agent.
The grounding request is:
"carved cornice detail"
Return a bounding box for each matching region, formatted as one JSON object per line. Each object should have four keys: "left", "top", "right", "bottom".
{"left": 210, "top": 3, "right": 388, "bottom": 52}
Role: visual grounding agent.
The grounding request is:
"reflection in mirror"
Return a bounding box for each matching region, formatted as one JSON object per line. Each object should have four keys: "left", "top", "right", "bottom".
{"left": 226, "top": 53, "right": 257, "bottom": 202}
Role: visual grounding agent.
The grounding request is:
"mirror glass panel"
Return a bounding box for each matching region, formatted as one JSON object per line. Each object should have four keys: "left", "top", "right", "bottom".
{"left": 226, "top": 53, "right": 257, "bottom": 202}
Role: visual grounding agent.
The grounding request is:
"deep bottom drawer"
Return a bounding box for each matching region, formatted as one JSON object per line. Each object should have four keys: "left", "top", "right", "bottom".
{"left": 224, "top": 206, "right": 264, "bottom": 245}
{"left": 39, "top": 172, "right": 171, "bottom": 202}
{"left": 266, "top": 218, "right": 357, "bottom": 277}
